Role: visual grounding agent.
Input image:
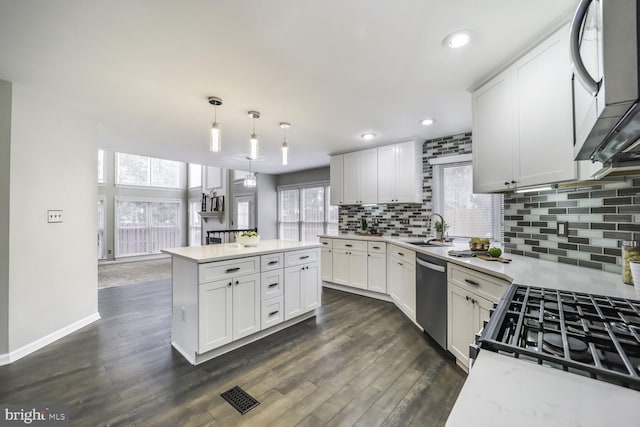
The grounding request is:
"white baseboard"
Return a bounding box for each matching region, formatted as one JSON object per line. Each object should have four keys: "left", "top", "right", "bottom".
{"left": 0, "top": 312, "right": 101, "bottom": 366}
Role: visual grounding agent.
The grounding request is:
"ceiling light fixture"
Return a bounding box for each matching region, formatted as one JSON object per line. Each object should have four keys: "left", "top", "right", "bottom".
{"left": 244, "top": 157, "right": 257, "bottom": 188}
{"left": 361, "top": 132, "right": 376, "bottom": 141}
{"left": 208, "top": 96, "right": 223, "bottom": 152}
{"left": 248, "top": 111, "right": 260, "bottom": 160}
{"left": 280, "top": 122, "right": 291, "bottom": 166}
{"left": 443, "top": 31, "right": 471, "bottom": 48}
{"left": 515, "top": 185, "right": 556, "bottom": 194}
{"left": 421, "top": 118, "right": 435, "bottom": 126}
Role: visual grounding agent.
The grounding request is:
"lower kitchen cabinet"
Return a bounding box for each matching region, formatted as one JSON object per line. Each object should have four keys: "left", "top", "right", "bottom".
{"left": 446, "top": 263, "right": 509, "bottom": 370}
{"left": 284, "top": 262, "right": 320, "bottom": 321}
{"left": 388, "top": 245, "right": 416, "bottom": 320}
{"left": 321, "top": 246, "right": 333, "bottom": 281}
{"left": 367, "top": 250, "right": 386, "bottom": 293}
{"left": 199, "top": 272, "right": 260, "bottom": 353}
{"left": 332, "top": 240, "right": 367, "bottom": 289}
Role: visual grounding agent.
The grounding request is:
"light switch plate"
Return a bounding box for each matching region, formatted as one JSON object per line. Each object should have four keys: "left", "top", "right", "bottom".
{"left": 48, "top": 210, "right": 63, "bottom": 223}
{"left": 557, "top": 221, "right": 568, "bottom": 237}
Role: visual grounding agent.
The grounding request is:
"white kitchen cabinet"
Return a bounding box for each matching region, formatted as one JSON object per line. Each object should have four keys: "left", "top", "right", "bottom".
{"left": 331, "top": 240, "right": 367, "bottom": 289}
{"left": 329, "top": 155, "right": 344, "bottom": 205}
{"left": 199, "top": 272, "right": 260, "bottom": 353}
{"left": 377, "top": 141, "right": 421, "bottom": 203}
{"left": 446, "top": 263, "right": 509, "bottom": 370}
{"left": 198, "top": 279, "right": 233, "bottom": 353}
{"left": 367, "top": 242, "right": 387, "bottom": 293}
{"left": 387, "top": 245, "right": 416, "bottom": 320}
{"left": 472, "top": 24, "right": 583, "bottom": 193}
{"left": 343, "top": 149, "right": 378, "bottom": 204}
{"left": 284, "top": 261, "right": 320, "bottom": 320}
{"left": 320, "top": 238, "right": 333, "bottom": 282}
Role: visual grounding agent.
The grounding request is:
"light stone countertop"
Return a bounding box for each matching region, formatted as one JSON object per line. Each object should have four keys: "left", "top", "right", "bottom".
{"left": 162, "top": 239, "right": 319, "bottom": 263}
{"left": 320, "top": 234, "right": 640, "bottom": 425}
{"left": 319, "top": 234, "right": 639, "bottom": 299}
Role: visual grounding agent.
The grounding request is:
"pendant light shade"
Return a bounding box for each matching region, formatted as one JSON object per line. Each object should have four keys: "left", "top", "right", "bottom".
{"left": 208, "top": 97, "right": 222, "bottom": 152}
{"left": 248, "top": 111, "right": 260, "bottom": 160}
{"left": 280, "top": 122, "right": 291, "bottom": 166}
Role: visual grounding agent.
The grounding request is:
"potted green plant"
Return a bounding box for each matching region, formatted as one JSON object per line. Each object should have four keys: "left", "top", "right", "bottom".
{"left": 434, "top": 220, "right": 448, "bottom": 240}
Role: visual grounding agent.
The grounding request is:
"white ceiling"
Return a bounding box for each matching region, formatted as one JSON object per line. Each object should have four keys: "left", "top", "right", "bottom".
{"left": 0, "top": 0, "right": 578, "bottom": 174}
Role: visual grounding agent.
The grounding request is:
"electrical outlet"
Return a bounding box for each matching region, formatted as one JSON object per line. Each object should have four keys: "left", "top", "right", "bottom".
{"left": 557, "top": 221, "right": 569, "bottom": 237}
{"left": 181, "top": 307, "right": 187, "bottom": 322}
{"left": 47, "top": 210, "right": 63, "bottom": 223}
{"left": 400, "top": 219, "right": 410, "bottom": 225}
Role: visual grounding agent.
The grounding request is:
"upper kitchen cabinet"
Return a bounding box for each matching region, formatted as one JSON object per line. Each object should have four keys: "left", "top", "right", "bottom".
{"left": 473, "top": 24, "right": 580, "bottom": 193}
{"left": 377, "top": 140, "right": 422, "bottom": 204}
{"left": 329, "top": 155, "right": 344, "bottom": 205}
{"left": 343, "top": 149, "right": 378, "bottom": 204}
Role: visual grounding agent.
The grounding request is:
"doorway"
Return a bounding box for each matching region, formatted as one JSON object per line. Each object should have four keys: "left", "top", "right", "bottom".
{"left": 233, "top": 193, "right": 255, "bottom": 229}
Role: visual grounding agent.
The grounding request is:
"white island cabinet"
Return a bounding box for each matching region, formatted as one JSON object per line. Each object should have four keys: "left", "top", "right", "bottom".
{"left": 162, "top": 240, "right": 320, "bottom": 365}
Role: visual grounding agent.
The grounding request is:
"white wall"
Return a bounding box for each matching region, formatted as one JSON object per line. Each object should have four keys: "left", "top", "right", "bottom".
{"left": 0, "top": 80, "right": 11, "bottom": 355}
{"left": 257, "top": 173, "right": 277, "bottom": 239}
{"left": 8, "top": 84, "right": 98, "bottom": 351}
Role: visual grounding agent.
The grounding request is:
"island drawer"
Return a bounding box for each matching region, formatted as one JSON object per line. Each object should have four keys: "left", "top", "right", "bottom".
{"left": 261, "top": 296, "right": 284, "bottom": 330}
{"left": 198, "top": 256, "right": 260, "bottom": 284}
{"left": 448, "top": 263, "right": 509, "bottom": 302}
{"left": 261, "top": 253, "right": 284, "bottom": 272}
{"left": 319, "top": 238, "right": 333, "bottom": 248}
{"left": 333, "top": 239, "right": 366, "bottom": 252}
{"left": 261, "top": 269, "right": 283, "bottom": 300}
{"left": 284, "top": 248, "right": 320, "bottom": 267}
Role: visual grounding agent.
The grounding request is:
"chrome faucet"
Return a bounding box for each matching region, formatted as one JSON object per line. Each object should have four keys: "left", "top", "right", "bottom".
{"left": 429, "top": 212, "right": 446, "bottom": 239}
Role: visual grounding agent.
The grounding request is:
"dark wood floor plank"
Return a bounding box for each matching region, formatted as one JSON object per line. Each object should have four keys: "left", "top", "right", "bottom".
{"left": 0, "top": 282, "right": 465, "bottom": 426}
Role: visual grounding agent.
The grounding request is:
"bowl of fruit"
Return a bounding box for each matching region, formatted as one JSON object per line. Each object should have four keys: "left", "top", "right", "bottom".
{"left": 469, "top": 237, "right": 490, "bottom": 251}
{"left": 237, "top": 231, "right": 260, "bottom": 247}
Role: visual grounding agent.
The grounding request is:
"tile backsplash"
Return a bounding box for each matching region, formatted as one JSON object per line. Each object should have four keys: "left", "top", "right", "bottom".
{"left": 338, "top": 132, "right": 472, "bottom": 236}
{"left": 504, "top": 179, "right": 640, "bottom": 274}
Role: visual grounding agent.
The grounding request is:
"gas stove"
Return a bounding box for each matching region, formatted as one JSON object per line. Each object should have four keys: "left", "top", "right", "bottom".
{"left": 472, "top": 284, "right": 640, "bottom": 391}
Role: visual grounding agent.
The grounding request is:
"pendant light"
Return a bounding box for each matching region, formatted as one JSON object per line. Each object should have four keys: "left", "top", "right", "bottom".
{"left": 208, "top": 96, "right": 222, "bottom": 152}
{"left": 244, "top": 157, "right": 257, "bottom": 187}
{"left": 248, "top": 111, "right": 260, "bottom": 160}
{"left": 280, "top": 122, "right": 291, "bottom": 166}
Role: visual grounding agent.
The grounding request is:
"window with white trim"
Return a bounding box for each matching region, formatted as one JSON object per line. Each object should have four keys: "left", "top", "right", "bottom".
{"left": 115, "top": 152, "right": 183, "bottom": 188}
{"left": 97, "top": 149, "right": 105, "bottom": 184}
{"left": 188, "top": 198, "right": 202, "bottom": 246}
{"left": 115, "top": 198, "right": 181, "bottom": 257}
{"left": 432, "top": 156, "right": 503, "bottom": 241}
{"left": 278, "top": 183, "right": 338, "bottom": 242}
{"left": 97, "top": 197, "right": 106, "bottom": 259}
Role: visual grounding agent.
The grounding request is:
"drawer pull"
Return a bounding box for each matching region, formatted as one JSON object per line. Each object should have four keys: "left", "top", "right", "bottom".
{"left": 372, "top": 246, "right": 380, "bottom": 249}
{"left": 322, "top": 242, "right": 329, "bottom": 245}
{"left": 268, "top": 260, "right": 279, "bottom": 265}
{"left": 398, "top": 252, "right": 404, "bottom": 256}
{"left": 268, "top": 283, "right": 278, "bottom": 288}
{"left": 465, "top": 279, "right": 480, "bottom": 287}
{"left": 269, "top": 310, "right": 279, "bottom": 316}
{"left": 299, "top": 255, "right": 310, "bottom": 259}
{"left": 225, "top": 267, "right": 241, "bottom": 273}
{"left": 345, "top": 244, "right": 353, "bottom": 247}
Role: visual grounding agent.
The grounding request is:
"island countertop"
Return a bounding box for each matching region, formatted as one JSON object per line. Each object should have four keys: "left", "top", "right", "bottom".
{"left": 162, "top": 239, "right": 319, "bottom": 263}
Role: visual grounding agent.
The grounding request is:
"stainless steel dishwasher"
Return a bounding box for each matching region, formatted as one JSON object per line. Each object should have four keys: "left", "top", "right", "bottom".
{"left": 416, "top": 253, "right": 447, "bottom": 350}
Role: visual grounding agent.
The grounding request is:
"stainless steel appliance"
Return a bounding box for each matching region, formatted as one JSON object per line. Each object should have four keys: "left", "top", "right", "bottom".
{"left": 416, "top": 254, "right": 447, "bottom": 349}
{"left": 473, "top": 283, "right": 640, "bottom": 390}
{"left": 571, "top": 0, "right": 640, "bottom": 170}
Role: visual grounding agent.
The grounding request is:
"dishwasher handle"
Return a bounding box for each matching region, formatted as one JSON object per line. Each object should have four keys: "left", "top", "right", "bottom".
{"left": 416, "top": 257, "right": 445, "bottom": 273}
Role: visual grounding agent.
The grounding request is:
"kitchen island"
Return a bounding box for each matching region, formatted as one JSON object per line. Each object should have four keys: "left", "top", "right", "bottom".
{"left": 162, "top": 240, "right": 320, "bottom": 365}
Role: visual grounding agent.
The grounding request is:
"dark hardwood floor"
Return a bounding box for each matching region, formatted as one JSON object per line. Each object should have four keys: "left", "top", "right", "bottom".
{"left": 0, "top": 281, "right": 466, "bottom": 426}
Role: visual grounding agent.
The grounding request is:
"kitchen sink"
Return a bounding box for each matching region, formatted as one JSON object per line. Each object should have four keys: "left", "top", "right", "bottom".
{"left": 405, "top": 240, "right": 453, "bottom": 247}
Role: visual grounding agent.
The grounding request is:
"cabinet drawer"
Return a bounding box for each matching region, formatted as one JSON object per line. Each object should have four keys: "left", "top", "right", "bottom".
{"left": 261, "top": 269, "right": 283, "bottom": 300}
{"left": 333, "top": 239, "right": 367, "bottom": 252}
{"left": 284, "top": 248, "right": 320, "bottom": 267}
{"left": 198, "top": 256, "right": 260, "bottom": 284}
{"left": 367, "top": 241, "right": 386, "bottom": 253}
{"left": 389, "top": 245, "right": 415, "bottom": 266}
{"left": 261, "top": 253, "right": 284, "bottom": 272}
{"left": 319, "top": 238, "right": 333, "bottom": 248}
{"left": 447, "top": 263, "right": 509, "bottom": 302}
{"left": 261, "top": 296, "right": 284, "bottom": 330}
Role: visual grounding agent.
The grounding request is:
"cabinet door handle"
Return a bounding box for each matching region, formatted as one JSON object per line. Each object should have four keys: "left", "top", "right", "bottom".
{"left": 511, "top": 180, "right": 516, "bottom": 184}
{"left": 269, "top": 310, "right": 279, "bottom": 316}
{"left": 328, "top": 250, "right": 331, "bottom": 253}
{"left": 268, "top": 260, "right": 278, "bottom": 265}
{"left": 398, "top": 252, "right": 404, "bottom": 257}
{"left": 299, "top": 255, "right": 310, "bottom": 260}
{"left": 268, "top": 283, "right": 278, "bottom": 288}
{"left": 368, "top": 254, "right": 371, "bottom": 257}
{"left": 466, "top": 295, "right": 469, "bottom": 301}
{"left": 235, "top": 280, "right": 239, "bottom": 285}
{"left": 504, "top": 181, "right": 510, "bottom": 186}
{"left": 228, "top": 282, "right": 232, "bottom": 287}
{"left": 465, "top": 279, "right": 480, "bottom": 287}
{"left": 398, "top": 262, "right": 403, "bottom": 266}
{"left": 225, "top": 267, "right": 241, "bottom": 273}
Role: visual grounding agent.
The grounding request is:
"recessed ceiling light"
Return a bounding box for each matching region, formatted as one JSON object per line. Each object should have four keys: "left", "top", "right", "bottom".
{"left": 360, "top": 132, "right": 376, "bottom": 141}
{"left": 443, "top": 31, "right": 470, "bottom": 48}
{"left": 421, "top": 118, "right": 435, "bottom": 126}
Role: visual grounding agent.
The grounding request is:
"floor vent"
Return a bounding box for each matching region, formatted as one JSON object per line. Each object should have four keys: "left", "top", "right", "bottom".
{"left": 221, "top": 385, "right": 260, "bottom": 415}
